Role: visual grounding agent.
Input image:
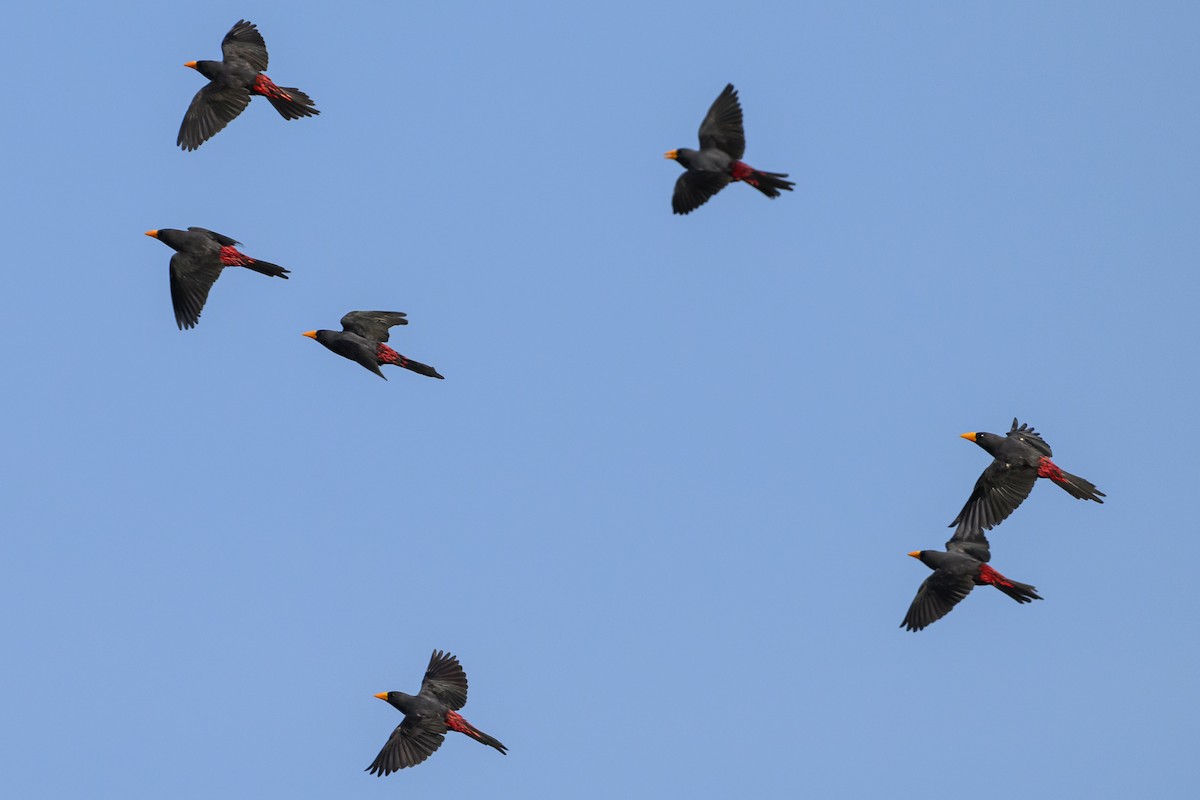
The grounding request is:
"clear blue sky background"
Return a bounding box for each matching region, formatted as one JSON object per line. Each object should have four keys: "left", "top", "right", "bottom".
{"left": 3, "top": 2, "right": 1197, "bottom": 797}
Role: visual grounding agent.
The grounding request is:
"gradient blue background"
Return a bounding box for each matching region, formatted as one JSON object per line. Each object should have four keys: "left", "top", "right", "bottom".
{"left": 4, "top": 2, "right": 1197, "bottom": 797}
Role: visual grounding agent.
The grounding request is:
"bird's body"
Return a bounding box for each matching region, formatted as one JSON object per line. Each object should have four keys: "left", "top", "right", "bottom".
{"left": 303, "top": 311, "right": 444, "bottom": 380}
{"left": 665, "top": 83, "right": 794, "bottom": 214}
{"left": 145, "top": 227, "right": 289, "bottom": 329}
{"left": 368, "top": 650, "right": 506, "bottom": 775}
{"left": 178, "top": 20, "right": 318, "bottom": 151}
{"left": 902, "top": 528, "right": 1041, "bottom": 632}
{"left": 951, "top": 418, "right": 1105, "bottom": 536}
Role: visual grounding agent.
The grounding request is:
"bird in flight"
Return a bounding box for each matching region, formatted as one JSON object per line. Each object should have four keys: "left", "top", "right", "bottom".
{"left": 367, "top": 650, "right": 507, "bottom": 775}
{"left": 303, "top": 311, "right": 444, "bottom": 380}
{"left": 901, "top": 527, "right": 1041, "bottom": 632}
{"left": 951, "top": 418, "right": 1105, "bottom": 537}
{"left": 145, "top": 228, "right": 289, "bottom": 329}
{"left": 177, "top": 19, "right": 319, "bottom": 151}
{"left": 665, "top": 83, "right": 794, "bottom": 214}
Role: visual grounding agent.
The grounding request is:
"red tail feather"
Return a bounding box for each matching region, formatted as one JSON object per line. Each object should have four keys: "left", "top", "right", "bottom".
{"left": 376, "top": 343, "right": 407, "bottom": 368}
{"left": 218, "top": 245, "right": 252, "bottom": 267}
{"left": 1037, "top": 457, "right": 1066, "bottom": 482}
{"left": 444, "top": 710, "right": 507, "bottom": 754}
{"left": 978, "top": 563, "right": 1014, "bottom": 588}
{"left": 730, "top": 161, "right": 757, "bottom": 184}
{"left": 252, "top": 74, "right": 293, "bottom": 102}
{"left": 444, "top": 710, "right": 475, "bottom": 736}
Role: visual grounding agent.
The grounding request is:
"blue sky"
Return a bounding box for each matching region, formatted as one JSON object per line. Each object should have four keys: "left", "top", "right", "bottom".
{"left": 4, "top": 2, "right": 1198, "bottom": 797}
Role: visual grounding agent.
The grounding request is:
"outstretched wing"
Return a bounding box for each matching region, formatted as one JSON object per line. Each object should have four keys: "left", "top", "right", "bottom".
{"left": 186, "top": 227, "right": 239, "bottom": 247}
{"left": 946, "top": 527, "right": 991, "bottom": 563}
{"left": 1007, "top": 418, "right": 1053, "bottom": 457}
{"left": 340, "top": 311, "right": 409, "bottom": 342}
{"left": 222, "top": 20, "right": 269, "bottom": 72}
{"left": 697, "top": 83, "right": 745, "bottom": 159}
{"left": 671, "top": 171, "right": 732, "bottom": 215}
{"left": 419, "top": 650, "right": 469, "bottom": 711}
{"left": 365, "top": 715, "right": 446, "bottom": 775}
{"left": 949, "top": 460, "right": 1038, "bottom": 537}
{"left": 177, "top": 84, "right": 251, "bottom": 151}
{"left": 901, "top": 571, "right": 976, "bottom": 632}
{"left": 168, "top": 252, "right": 223, "bottom": 330}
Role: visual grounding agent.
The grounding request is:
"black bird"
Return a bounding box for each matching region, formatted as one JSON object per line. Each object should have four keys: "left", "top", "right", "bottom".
{"left": 664, "top": 83, "right": 794, "bottom": 214}
{"left": 178, "top": 19, "right": 318, "bottom": 151}
{"left": 303, "top": 311, "right": 444, "bottom": 380}
{"left": 902, "top": 528, "right": 1041, "bottom": 632}
{"left": 951, "top": 418, "right": 1105, "bottom": 537}
{"left": 367, "top": 650, "right": 507, "bottom": 775}
{"left": 145, "top": 228, "right": 289, "bottom": 329}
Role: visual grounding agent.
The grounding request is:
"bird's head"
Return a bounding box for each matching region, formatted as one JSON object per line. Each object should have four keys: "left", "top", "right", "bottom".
{"left": 145, "top": 228, "right": 184, "bottom": 251}
{"left": 908, "top": 550, "right": 947, "bottom": 569}
{"left": 961, "top": 430, "right": 1001, "bottom": 455}
{"left": 185, "top": 60, "right": 222, "bottom": 80}
{"left": 374, "top": 691, "right": 406, "bottom": 712}
{"left": 664, "top": 148, "right": 695, "bottom": 168}
{"left": 302, "top": 330, "right": 327, "bottom": 345}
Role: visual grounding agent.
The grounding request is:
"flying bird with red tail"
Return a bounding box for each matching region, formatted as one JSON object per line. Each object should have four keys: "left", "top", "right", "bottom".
{"left": 951, "top": 418, "right": 1105, "bottom": 537}
{"left": 177, "top": 19, "right": 318, "bottom": 151}
{"left": 145, "top": 228, "right": 289, "bottom": 329}
{"left": 303, "top": 311, "right": 444, "bottom": 380}
{"left": 665, "top": 83, "right": 794, "bottom": 214}
{"left": 902, "top": 527, "right": 1041, "bottom": 632}
{"left": 367, "top": 650, "right": 507, "bottom": 775}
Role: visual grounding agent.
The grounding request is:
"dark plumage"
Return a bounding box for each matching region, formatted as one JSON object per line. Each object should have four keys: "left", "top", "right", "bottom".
{"left": 303, "top": 311, "right": 444, "bottom": 380}
{"left": 367, "top": 650, "right": 507, "bottom": 775}
{"left": 178, "top": 19, "right": 318, "bottom": 151}
{"left": 951, "top": 418, "right": 1105, "bottom": 537}
{"left": 664, "top": 83, "right": 795, "bottom": 214}
{"left": 144, "top": 228, "right": 289, "bottom": 329}
{"left": 902, "top": 528, "right": 1041, "bottom": 632}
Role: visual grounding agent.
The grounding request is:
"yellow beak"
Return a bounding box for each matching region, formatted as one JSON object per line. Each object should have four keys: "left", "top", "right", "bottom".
{"left": 144, "top": 230, "right": 158, "bottom": 238}
{"left": 960, "top": 432, "right": 977, "bottom": 442}
{"left": 907, "top": 551, "right": 921, "bottom": 559}
{"left": 184, "top": 61, "right": 198, "bottom": 69}
{"left": 664, "top": 150, "right": 678, "bottom": 160}
{"left": 302, "top": 331, "right": 317, "bottom": 339}
{"left": 373, "top": 692, "right": 388, "bottom": 700}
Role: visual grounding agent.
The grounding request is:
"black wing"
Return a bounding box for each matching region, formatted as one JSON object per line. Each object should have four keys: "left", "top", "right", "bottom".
{"left": 177, "top": 84, "right": 251, "bottom": 151}
{"left": 946, "top": 527, "right": 991, "bottom": 563}
{"left": 168, "top": 253, "right": 223, "bottom": 330}
{"left": 1007, "top": 418, "right": 1053, "bottom": 457}
{"left": 671, "top": 171, "right": 732, "bottom": 215}
{"left": 419, "top": 650, "right": 469, "bottom": 711}
{"left": 222, "top": 20, "right": 269, "bottom": 72}
{"left": 697, "top": 84, "right": 745, "bottom": 159}
{"left": 901, "top": 571, "right": 976, "bottom": 632}
{"left": 949, "top": 460, "right": 1039, "bottom": 536}
{"left": 340, "top": 311, "right": 409, "bottom": 342}
{"left": 365, "top": 715, "right": 446, "bottom": 775}
{"left": 186, "top": 227, "right": 239, "bottom": 247}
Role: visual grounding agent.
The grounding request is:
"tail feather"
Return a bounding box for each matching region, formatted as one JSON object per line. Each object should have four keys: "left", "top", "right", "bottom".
{"left": 376, "top": 344, "right": 445, "bottom": 379}
{"left": 466, "top": 727, "right": 508, "bottom": 755}
{"left": 979, "top": 564, "right": 1042, "bottom": 604}
{"left": 445, "top": 710, "right": 507, "bottom": 755}
{"left": 730, "top": 161, "right": 796, "bottom": 198}
{"left": 1054, "top": 469, "right": 1106, "bottom": 503}
{"left": 241, "top": 258, "right": 290, "bottom": 279}
{"left": 265, "top": 87, "right": 319, "bottom": 120}
{"left": 398, "top": 358, "right": 445, "bottom": 380}
{"left": 992, "top": 578, "right": 1041, "bottom": 604}
{"left": 745, "top": 170, "right": 795, "bottom": 198}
